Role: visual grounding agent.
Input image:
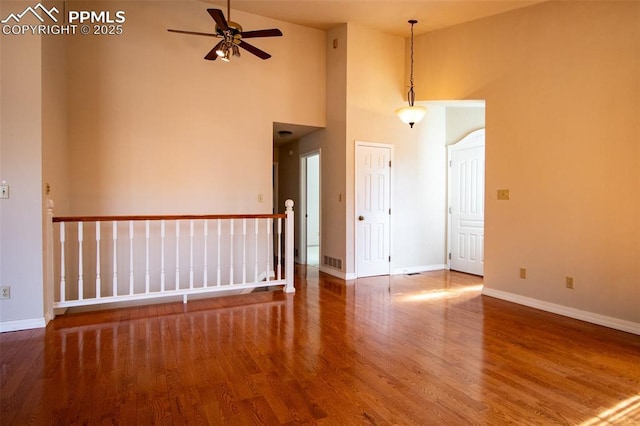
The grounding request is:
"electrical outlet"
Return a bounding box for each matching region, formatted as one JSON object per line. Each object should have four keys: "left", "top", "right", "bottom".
{"left": 257, "top": 194, "right": 264, "bottom": 203}
{"left": 497, "top": 189, "right": 510, "bottom": 200}
{"left": 566, "top": 277, "right": 574, "bottom": 289}
{"left": 519, "top": 268, "right": 527, "bottom": 279}
{"left": 0, "top": 286, "right": 10, "bottom": 299}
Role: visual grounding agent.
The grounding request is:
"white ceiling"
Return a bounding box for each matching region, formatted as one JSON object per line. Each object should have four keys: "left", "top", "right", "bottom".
{"left": 205, "top": 0, "right": 545, "bottom": 37}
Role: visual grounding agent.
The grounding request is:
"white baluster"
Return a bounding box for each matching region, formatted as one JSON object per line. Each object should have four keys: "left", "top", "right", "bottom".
{"left": 129, "top": 221, "right": 134, "bottom": 295}
{"left": 266, "top": 218, "right": 272, "bottom": 282}
{"left": 112, "top": 222, "right": 118, "bottom": 296}
{"left": 242, "top": 218, "right": 247, "bottom": 284}
{"left": 216, "top": 220, "right": 221, "bottom": 286}
{"left": 277, "top": 217, "right": 282, "bottom": 280}
{"left": 189, "top": 220, "right": 194, "bottom": 289}
{"left": 203, "top": 220, "right": 208, "bottom": 287}
{"left": 78, "top": 222, "right": 84, "bottom": 300}
{"left": 175, "top": 221, "right": 180, "bottom": 290}
{"left": 145, "top": 220, "right": 150, "bottom": 294}
{"left": 160, "top": 220, "right": 165, "bottom": 292}
{"left": 60, "top": 222, "right": 66, "bottom": 302}
{"left": 96, "top": 222, "right": 101, "bottom": 298}
{"left": 254, "top": 218, "right": 259, "bottom": 282}
{"left": 229, "top": 219, "right": 234, "bottom": 285}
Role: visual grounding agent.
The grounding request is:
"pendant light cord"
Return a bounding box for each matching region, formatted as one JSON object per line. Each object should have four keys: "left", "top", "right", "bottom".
{"left": 407, "top": 20, "right": 417, "bottom": 107}
{"left": 396, "top": 19, "right": 425, "bottom": 128}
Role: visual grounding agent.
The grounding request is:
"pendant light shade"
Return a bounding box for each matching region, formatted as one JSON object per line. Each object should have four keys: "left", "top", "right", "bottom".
{"left": 396, "top": 104, "right": 426, "bottom": 127}
{"left": 396, "top": 20, "right": 426, "bottom": 128}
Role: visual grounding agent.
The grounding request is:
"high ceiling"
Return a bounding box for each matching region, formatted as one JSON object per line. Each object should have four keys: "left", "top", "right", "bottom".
{"left": 205, "top": 0, "right": 545, "bottom": 37}
{"left": 202, "top": 0, "right": 545, "bottom": 143}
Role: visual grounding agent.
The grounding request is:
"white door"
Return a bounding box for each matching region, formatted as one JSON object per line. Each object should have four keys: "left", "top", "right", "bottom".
{"left": 356, "top": 143, "right": 391, "bottom": 277}
{"left": 448, "top": 129, "right": 485, "bottom": 276}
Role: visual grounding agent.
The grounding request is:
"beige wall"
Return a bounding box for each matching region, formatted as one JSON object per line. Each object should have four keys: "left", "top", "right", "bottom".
{"left": 2, "top": 0, "right": 637, "bottom": 330}
{"left": 0, "top": 3, "right": 45, "bottom": 326}
{"left": 42, "top": 24, "right": 70, "bottom": 216}
{"left": 416, "top": 1, "right": 640, "bottom": 324}
{"left": 345, "top": 24, "right": 423, "bottom": 278}
{"left": 318, "top": 23, "right": 486, "bottom": 279}
{"left": 322, "top": 24, "right": 348, "bottom": 275}
{"left": 1, "top": 1, "right": 326, "bottom": 327}
{"left": 65, "top": 1, "right": 325, "bottom": 216}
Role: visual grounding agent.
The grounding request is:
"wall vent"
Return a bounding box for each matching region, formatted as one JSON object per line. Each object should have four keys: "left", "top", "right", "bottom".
{"left": 323, "top": 255, "right": 343, "bottom": 270}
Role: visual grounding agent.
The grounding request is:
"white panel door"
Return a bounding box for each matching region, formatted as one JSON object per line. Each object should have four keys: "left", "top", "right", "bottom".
{"left": 449, "top": 130, "right": 485, "bottom": 276}
{"left": 356, "top": 144, "right": 391, "bottom": 277}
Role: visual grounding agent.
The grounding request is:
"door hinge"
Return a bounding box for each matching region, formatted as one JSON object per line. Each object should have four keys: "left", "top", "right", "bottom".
{"left": 389, "top": 208, "right": 391, "bottom": 215}
{"left": 389, "top": 160, "right": 392, "bottom": 167}
{"left": 448, "top": 253, "right": 451, "bottom": 260}
{"left": 449, "top": 160, "right": 452, "bottom": 167}
{"left": 448, "top": 207, "right": 452, "bottom": 214}
{"left": 388, "top": 256, "right": 391, "bottom": 262}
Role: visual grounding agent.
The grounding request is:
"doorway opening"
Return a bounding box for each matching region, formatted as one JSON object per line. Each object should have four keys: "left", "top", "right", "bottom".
{"left": 300, "top": 151, "right": 320, "bottom": 266}
{"left": 435, "top": 101, "right": 485, "bottom": 276}
{"left": 448, "top": 128, "right": 485, "bottom": 276}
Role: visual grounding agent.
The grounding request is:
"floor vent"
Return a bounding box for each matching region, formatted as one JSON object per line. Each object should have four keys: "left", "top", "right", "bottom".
{"left": 323, "top": 256, "right": 343, "bottom": 270}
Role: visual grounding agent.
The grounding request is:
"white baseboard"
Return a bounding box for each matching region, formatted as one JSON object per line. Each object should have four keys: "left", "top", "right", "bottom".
{"left": 320, "top": 265, "right": 447, "bottom": 280}
{"left": 482, "top": 287, "right": 640, "bottom": 336}
{"left": 391, "top": 264, "right": 447, "bottom": 276}
{"left": 0, "top": 317, "right": 47, "bottom": 333}
{"left": 319, "top": 266, "right": 356, "bottom": 281}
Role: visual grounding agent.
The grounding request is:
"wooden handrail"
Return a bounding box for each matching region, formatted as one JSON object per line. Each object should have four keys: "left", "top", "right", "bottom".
{"left": 53, "top": 213, "right": 286, "bottom": 223}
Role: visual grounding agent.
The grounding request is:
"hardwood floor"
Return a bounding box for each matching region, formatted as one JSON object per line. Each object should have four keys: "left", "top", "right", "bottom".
{"left": 1, "top": 266, "right": 639, "bottom": 425}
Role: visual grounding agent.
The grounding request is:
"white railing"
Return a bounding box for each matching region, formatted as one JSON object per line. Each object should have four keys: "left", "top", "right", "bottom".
{"left": 46, "top": 200, "right": 295, "bottom": 313}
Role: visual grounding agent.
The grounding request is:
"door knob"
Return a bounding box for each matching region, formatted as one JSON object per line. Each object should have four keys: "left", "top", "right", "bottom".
{"left": 358, "top": 215, "right": 365, "bottom": 221}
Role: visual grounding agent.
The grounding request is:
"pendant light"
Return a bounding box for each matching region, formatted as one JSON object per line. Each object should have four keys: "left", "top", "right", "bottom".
{"left": 396, "top": 20, "right": 426, "bottom": 128}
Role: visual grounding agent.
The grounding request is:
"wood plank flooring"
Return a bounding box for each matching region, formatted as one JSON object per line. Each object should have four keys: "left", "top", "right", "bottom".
{"left": 1, "top": 266, "right": 639, "bottom": 424}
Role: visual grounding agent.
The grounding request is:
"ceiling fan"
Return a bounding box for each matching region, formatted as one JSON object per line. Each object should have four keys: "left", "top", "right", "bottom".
{"left": 167, "top": 0, "right": 283, "bottom": 61}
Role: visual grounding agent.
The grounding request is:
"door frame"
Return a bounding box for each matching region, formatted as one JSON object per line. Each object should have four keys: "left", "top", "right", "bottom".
{"left": 447, "top": 128, "right": 485, "bottom": 273}
{"left": 355, "top": 141, "right": 393, "bottom": 278}
{"left": 299, "top": 149, "right": 321, "bottom": 266}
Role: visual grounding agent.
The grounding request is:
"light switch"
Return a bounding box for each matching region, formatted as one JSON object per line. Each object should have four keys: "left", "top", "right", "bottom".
{"left": 0, "top": 184, "right": 9, "bottom": 199}
{"left": 497, "top": 189, "right": 509, "bottom": 200}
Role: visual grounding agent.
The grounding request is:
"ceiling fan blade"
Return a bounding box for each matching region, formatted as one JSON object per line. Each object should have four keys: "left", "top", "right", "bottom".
{"left": 167, "top": 29, "right": 219, "bottom": 38}
{"left": 207, "top": 9, "right": 229, "bottom": 32}
{"left": 239, "top": 40, "right": 271, "bottom": 60}
{"left": 240, "top": 29, "right": 283, "bottom": 39}
{"left": 204, "top": 40, "right": 225, "bottom": 61}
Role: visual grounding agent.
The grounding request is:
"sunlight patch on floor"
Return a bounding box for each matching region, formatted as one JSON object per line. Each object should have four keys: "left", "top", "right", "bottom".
{"left": 398, "top": 284, "right": 484, "bottom": 302}
{"left": 580, "top": 394, "right": 640, "bottom": 425}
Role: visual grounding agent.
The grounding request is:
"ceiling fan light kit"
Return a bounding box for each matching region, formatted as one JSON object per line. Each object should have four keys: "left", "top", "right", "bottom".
{"left": 167, "top": 0, "right": 282, "bottom": 62}
{"left": 396, "top": 19, "right": 426, "bottom": 128}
